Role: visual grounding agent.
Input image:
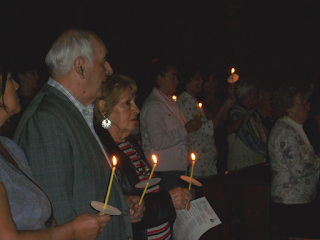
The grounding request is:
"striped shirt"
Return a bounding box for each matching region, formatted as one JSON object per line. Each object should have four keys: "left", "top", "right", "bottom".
{"left": 117, "top": 141, "right": 171, "bottom": 240}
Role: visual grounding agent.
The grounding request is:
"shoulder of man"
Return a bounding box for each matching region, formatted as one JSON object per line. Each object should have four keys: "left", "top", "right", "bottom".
{"left": 13, "top": 84, "right": 79, "bottom": 143}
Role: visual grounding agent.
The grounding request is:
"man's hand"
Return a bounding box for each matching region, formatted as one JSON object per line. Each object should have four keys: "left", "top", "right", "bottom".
{"left": 168, "top": 187, "right": 192, "bottom": 211}
{"left": 69, "top": 213, "right": 110, "bottom": 240}
{"left": 125, "top": 195, "right": 145, "bottom": 223}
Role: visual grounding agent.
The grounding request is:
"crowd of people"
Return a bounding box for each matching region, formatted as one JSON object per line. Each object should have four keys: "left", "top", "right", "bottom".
{"left": 1, "top": 28, "right": 320, "bottom": 239}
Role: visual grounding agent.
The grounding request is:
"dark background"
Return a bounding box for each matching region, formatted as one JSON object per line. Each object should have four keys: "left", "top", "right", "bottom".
{"left": 1, "top": 0, "right": 320, "bottom": 105}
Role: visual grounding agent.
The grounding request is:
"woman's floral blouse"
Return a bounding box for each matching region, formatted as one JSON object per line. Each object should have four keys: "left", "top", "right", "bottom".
{"left": 269, "top": 118, "right": 320, "bottom": 204}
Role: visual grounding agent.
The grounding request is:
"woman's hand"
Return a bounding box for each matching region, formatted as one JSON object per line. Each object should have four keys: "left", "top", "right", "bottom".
{"left": 69, "top": 213, "right": 110, "bottom": 240}
{"left": 185, "top": 119, "right": 202, "bottom": 133}
{"left": 227, "top": 115, "right": 246, "bottom": 134}
{"left": 125, "top": 195, "right": 145, "bottom": 223}
{"left": 222, "top": 96, "right": 236, "bottom": 110}
{"left": 168, "top": 187, "right": 192, "bottom": 211}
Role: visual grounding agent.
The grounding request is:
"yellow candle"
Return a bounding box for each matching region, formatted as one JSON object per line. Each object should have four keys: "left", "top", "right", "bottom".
{"left": 149, "top": 155, "right": 157, "bottom": 180}
{"left": 172, "top": 95, "right": 177, "bottom": 101}
{"left": 103, "top": 156, "right": 117, "bottom": 209}
{"left": 231, "top": 68, "right": 235, "bottom": 95}
{"left": 188, "top": 153, "right": 196, "bottom": 191}
{"left": 139, "top": 155, "right": 158, "bottom": 205}
{"left": 139, "top": 183, "right": 149, "bottom": 205}
{"left": 198, "top": 103, "right": 202, "bottom": 111}
{"left": 186, "top": 153, "right": 196, "bottom": 209}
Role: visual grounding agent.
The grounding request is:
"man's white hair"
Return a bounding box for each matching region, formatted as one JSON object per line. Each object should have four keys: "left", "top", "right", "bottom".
{"left": 45, "top": 29, "right": 95, "bottom": 78}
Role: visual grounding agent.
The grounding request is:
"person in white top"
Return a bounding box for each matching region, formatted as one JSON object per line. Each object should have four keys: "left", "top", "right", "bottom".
{"left": 140, "top": 60, "right": 202, "bottom": 191}
{"left": 269, "top": 84, "right": 320, "bottom": 238}
{"left": 177, "top": 67, "right": 234, "bottom": 177}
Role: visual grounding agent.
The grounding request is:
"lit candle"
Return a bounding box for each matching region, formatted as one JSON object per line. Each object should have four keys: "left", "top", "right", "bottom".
{"left": 139, "top": 155, "right": 157, "bottom": 205}
{"left": 149, "top": 155, "right": 157, "bottom": 180}
{"left": 103, "top": 156, "right": 117, "bottom": 210}
{"left": 231, "top": 68, "right": 235, "bottom": 95}
{"left": 185, "top": 153, "right": 196, "bottom": 209}
{"left": 172, "top": 95, "right": 177, "bottom": 101}
{"left": 188, "top": 153, "right": 196, "bottom": 191}
{"left": 198, "top": 102, "right": 202, "bottom": 111}
{"left": 139, "top": 182, "right": 149, "bottom": 205}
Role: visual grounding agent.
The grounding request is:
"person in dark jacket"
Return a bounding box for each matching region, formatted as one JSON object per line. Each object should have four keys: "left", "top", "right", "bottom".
{"left": 94, "top": 74, "right": 192, "bottom": 240}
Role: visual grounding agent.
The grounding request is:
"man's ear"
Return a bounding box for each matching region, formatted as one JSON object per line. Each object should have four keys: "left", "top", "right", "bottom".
{"left": 98, "top": 100, "right": 107, "bottom": 116}
{"left": 74, "top": 57, "right": 86, "bottom": 79}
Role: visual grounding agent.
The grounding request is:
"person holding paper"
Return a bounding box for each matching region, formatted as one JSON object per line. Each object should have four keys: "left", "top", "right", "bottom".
{"left": 0, "top": 57, "right": 110, "bottom": 239}
{"left": 13, "top": 29, "right": 140, "bottom": 240}
{"left": 94, "top": 74, "right": 192, "bottom": 240}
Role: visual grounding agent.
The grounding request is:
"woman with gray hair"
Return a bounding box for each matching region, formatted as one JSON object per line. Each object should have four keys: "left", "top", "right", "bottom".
{"left": 227, "top": 78, "right": 268, "bottom": 171}
{"left": 269, "top": 84, "right": 320, "bottom": 237}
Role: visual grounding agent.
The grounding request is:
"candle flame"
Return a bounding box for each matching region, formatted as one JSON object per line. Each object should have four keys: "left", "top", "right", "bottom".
{"left": 152, "top": 154, "right": 157, "bottom": 164}
{"left": 231, "top": 68, "right": 235, "bottom": 74}
{"left": 112, "top": 156, "right": 117, "bottom": 166}
{"left": 198, "top": 103, "right": 202, "bottom": 109}
{"left": 191, "top": 153, "right": 196, "bottom": 161}
{"left": 172, "top": 95, "right": 177, "bottom": 101}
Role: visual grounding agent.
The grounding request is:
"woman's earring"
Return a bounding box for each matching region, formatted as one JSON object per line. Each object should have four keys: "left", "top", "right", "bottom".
{"left": 101, "top": 116, "right": 111, "bottom": 129}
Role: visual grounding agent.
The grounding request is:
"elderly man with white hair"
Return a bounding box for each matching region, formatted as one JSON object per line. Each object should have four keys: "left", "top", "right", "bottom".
{"left": 227, "top": 78, "right": 268, "bottom": 171}
{"left": 14, "top": 29, "right": 141, "bottom": 240}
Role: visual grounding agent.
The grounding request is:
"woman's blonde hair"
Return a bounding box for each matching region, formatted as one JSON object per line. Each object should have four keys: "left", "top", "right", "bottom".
{"left": 94, "top": 74, "right": 137, "bottom": 123}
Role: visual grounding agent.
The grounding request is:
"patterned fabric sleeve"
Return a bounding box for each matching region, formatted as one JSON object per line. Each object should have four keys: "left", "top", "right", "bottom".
{"left": 231, "top": 110, "right": 267, "bottom": 157}
{"left": 279, "top": 127, "right": 320, "bottom": 178}
{"left": 177, "top": 93, "right": 214, "bottom": 135}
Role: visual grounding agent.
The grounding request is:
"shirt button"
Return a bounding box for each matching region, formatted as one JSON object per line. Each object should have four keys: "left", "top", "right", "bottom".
{"left": 123, "top": 210, "right": 129, "bottom": 216}
{"left": 127, "top": 237, "right": 133, "bottom": 240}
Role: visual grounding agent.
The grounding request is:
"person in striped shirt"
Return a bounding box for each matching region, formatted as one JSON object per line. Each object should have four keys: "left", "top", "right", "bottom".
{"left": 94, "top": 74, "right": 192, "bottom": 240}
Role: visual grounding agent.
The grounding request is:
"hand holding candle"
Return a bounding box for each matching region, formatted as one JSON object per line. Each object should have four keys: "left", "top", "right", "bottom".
{"left": 139, "top": 155, "right": 158, "bottom": 205}
{"left": 103, "top": 156, "right": 117, "bottom": 211}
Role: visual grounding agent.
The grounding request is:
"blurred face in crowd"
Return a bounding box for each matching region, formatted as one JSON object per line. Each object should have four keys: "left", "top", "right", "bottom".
{"left": 244, "top": 90, "right": 259, "bottom": 110}
{"left": 0, "top": 72, "right": 21, "bottom": 117}
{"left": 157, "top": 66, "right": 178, "bottom": 95}
{"left": 18, "top": 70, "right": 39, "bottom": 98}
{"left": 258, "top": 91, "right": 273, "bottom": 116}
{"left": 287, "top": 92, "right": 309, "bottom": 124}
{"left": 105, "top": 87, "right": 140, "bottom": 140}
{"left": 186, "top": 70, "right": 203, "bottom": 96}
{"left": 203, "top": 74, "right": 219, "bottom": 95}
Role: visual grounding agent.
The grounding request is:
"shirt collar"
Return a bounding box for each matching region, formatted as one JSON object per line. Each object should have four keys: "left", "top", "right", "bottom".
{"left": 47, "top": 77, "right": 94, "bottom": 113}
